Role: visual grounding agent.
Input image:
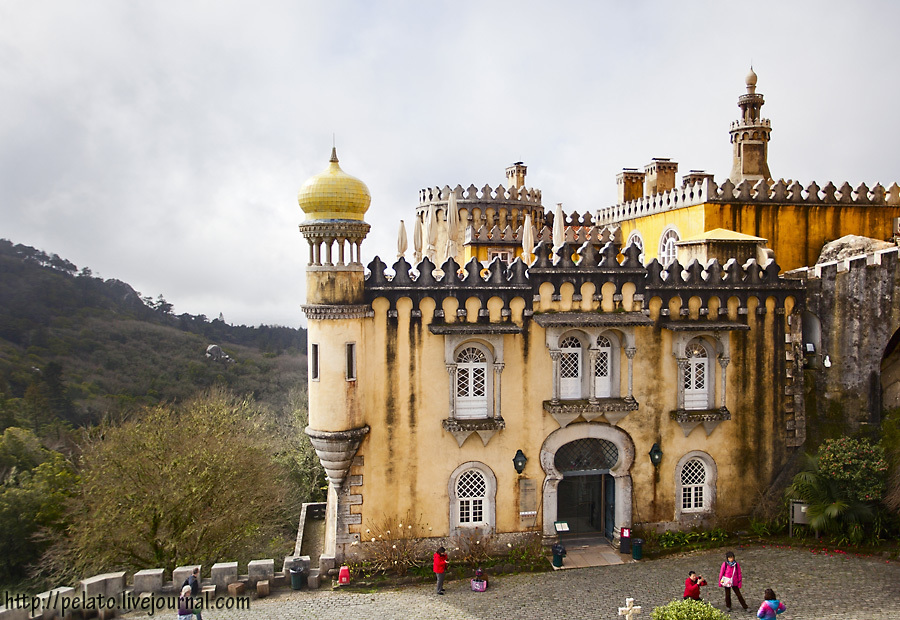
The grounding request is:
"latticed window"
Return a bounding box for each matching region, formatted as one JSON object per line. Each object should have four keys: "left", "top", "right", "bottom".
{"left": 684, "top": 340, "right": 709, "bottom": 410}
{"left": 456, "top": 346, "right": 488, "bottom": 418}
{"left": 559, "top": 335, "right": 583, "bottom": 399}
{"left": 457, "top": 469, "right": 486, "bottom": 523}
{"left": 594, "top": 335, "right": 612, "bottom": 397}
{"left": 554, "top": 438, "right": 619, "bottom": 474}
{"left": 659, "top": 229, "right": 679, "bottom": 266}
{"left": 681, "top": 458, "right": 707, "bottom": 510}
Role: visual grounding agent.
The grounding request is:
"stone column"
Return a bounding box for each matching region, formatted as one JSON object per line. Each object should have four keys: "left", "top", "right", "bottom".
{"left": 717, "top": 356, "right": 730, "bottom": 409}
{"left": 446, "top": 364, "right": 457, "bottom": 419}
{"left": 493, "top": 363, "right": 504, "bottom": 419}
{"left": 550, "top": 351, "right": 561, "bottom": 404}
{"left": 676, "top": 358, "right": 688, "bottom": 409}
{"left": 588, "top": 349, "right": 599, "bottom": 403}
{"left": 625, "top": 346, "right": 636, "bottom": 399}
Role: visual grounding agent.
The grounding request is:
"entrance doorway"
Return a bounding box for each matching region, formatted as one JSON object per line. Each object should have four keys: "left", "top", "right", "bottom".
{"left": 554, "top": 438, "right": 618, "bottom": 540}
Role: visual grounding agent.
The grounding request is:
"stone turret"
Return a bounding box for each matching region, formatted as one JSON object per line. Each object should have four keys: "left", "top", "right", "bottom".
{"left": 644, "top": 158, "right": 678, "bottom": 196}
{"left": 729, "top": 68, "right": 772, "bottom": 184}
{"left": 506, "top": 161, "right": 527, "bottom": 189}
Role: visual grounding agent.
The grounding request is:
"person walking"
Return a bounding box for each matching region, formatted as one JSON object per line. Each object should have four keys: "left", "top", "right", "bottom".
{"left": 182, "top": 567, "right": 203, "bottom": 619}
{"left": 718, "top": 551, "right": 749, "bottom": 611}
{"left": 756, "top": 588, "right": 786, "bottom": 618}
{"left": 433, "top": 546, "right": 448, "bottom": 595}
{"left": 177, "top": 585, "right": 195, "bottom": 620}
{"left": 683, "top": 570, "right": 707, "bottom": 600}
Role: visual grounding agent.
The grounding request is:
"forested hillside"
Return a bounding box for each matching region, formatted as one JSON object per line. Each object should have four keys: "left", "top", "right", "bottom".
{"left": 0, "top": 239, "right": 321, "bottom": 591}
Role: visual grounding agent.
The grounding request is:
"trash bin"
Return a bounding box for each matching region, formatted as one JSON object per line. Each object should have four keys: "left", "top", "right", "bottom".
{"left": 551, "top": 543, "right": 566, "bottom": 567}
{"left": 619, "top": 536, "right": 632, "bottom": 555}
{"left": 289, "top": 566, "right": 305, "bottom": 590}
{"left": 631, "top": 538, "right": 643, "bottom": 560}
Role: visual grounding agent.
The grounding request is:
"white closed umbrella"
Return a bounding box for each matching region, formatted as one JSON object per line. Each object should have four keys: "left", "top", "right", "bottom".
{"left": 425, "top": 202, "right": 438, "bottom": 261}
{"left": 397, "top": 220, "right": 408, "bottom": 259}
{"left": 552, "top": 203, "right": 565, "bottom": 262}
{"left": 522, "top": 213, "right": 534, "bottom": 265}
{"left": 413, "top": 215, "right": 423, "bottom": 263}
{"left": 445, "top": 190, "right": 459, "bottom": 264}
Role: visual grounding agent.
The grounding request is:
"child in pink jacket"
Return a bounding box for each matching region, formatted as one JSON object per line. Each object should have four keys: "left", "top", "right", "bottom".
{"left": 718, "top": 551, "right": 749, "bottom": 611}
{"left": 757, "top": 588, "right": 786, "bottom": 619}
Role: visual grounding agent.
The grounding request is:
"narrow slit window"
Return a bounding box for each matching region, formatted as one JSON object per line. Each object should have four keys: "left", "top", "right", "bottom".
{"left": 346, "top": 342, "right": 357, "bottom": 381}
{"left": 310, "top": 344, "right": 319, "bottom": 381}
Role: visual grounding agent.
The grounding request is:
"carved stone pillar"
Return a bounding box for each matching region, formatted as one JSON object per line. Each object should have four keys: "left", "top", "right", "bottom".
{"left": 446, "top": 364, "right": 457, "bottom": 419}
{"left": 625, "top": 346, "right": 636, "bottom": 399}
{"left": 493, "top": 363, "right": 504, "bottom": 419}
{"left": 717, "top": 356, "right": 730, "bottom": 409}
{"left": 588, "top": 349, "right": 599, "bottom": 404}
{"left": 549, "top": 351, "right": 561, "bottom": 404}
{"left": 676, "top": 357, "right": 689, "bottom": 409}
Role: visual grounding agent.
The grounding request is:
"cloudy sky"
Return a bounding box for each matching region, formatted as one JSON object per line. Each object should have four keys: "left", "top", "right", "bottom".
{"left": 2, "top": 1, "right": 898, "bottom": 328}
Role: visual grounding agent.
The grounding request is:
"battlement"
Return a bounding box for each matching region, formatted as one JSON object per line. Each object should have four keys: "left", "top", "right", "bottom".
{"left": 465, "top": 218, "right": 613, "bottom": 247}
{"left": 731, "top": 118, "right": 772, "bottom": 130}
{"left": 596, "top": 177, "right": 900, "bottom": 225}
{"left": 364, "top": 240, "right": 803, "bottom": 317}
{"left": 786, "top": 245, "right": 900, "bottom": 282}
{"left": 418, "top": 183, "right": 543, "bottom": 208}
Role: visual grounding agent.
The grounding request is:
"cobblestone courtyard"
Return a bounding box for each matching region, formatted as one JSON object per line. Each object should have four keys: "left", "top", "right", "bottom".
{"left": 208, "top": 546, "right": 900, "bottom": 619}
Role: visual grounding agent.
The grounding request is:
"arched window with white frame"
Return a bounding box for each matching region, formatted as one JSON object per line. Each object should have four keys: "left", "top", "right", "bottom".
{"left": 449, "top": 462, "right": 497, "bottom": 535}
{"left": 659, "top": 227, "right": 680, "bottom": 266}
{"left": 594, "top": 335, "right": 613, "bottom": 397}
{"left": 683, "top": 338, "right": 710, "bottom": 410}
{"left": 675, "top": 451, "right": 717, "bottom": 521}
{"left": 627, "top": 230, "right": 645, "bottom": 265}
{"left": 456, "top": 346, "right": 488, "bottom": 419}
{"left": 559, "top": 335, "right": 583, "bottom": 399}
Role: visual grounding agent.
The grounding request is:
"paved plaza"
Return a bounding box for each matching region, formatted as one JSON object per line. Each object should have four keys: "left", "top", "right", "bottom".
{"left": 208, "top": 546, "right": 898, "bottom": 620}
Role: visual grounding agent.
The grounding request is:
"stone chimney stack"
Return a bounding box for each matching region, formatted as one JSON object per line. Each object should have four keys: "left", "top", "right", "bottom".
{"left": 644, "top": 158, "right": 678, "bottom": 196}
{"left": 682, "top": 170, "right": 714, "bottom": 188}
{"left": 617, "top": 169, "right": 647, "bottom": 204}
{"left": 506, "top": 162, "right": 527, "bottom": 189}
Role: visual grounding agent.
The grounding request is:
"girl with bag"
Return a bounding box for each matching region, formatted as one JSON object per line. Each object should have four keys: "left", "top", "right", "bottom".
{"left": 718, "top": 551, "right": 749, "bottom": 611}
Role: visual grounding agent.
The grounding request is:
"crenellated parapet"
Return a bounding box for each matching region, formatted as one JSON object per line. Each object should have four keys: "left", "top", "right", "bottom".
{"left": 418, "top": 183, "right": 545, "bottom": 230}
{"left": 364, "top": 239, "right": 804, "bottom": 318}
{"left": 465, "top": 221, "right": 614, "bottom": 247}
{"left": 596, "top": 177, "right": 900, "bottom": 226}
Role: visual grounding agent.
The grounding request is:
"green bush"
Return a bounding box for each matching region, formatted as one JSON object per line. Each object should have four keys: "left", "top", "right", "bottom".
{"left": 817, "top": 437, "right": 887, "bottom": 502}
{"left": 651, "top": 599, "right": 729, "bottom": 620}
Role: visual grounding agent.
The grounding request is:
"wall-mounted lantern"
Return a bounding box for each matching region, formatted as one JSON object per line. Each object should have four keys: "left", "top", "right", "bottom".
{"left": 513, "top": 449, "right": 528, "bottom": 474}
{"left": 649, "top": 443, "right": 663, "bottom": 467}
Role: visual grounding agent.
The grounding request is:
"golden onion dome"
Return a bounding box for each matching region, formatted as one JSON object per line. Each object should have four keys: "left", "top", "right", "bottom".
{"left": 298, "top": 148, "right": 371, "bottom": 221}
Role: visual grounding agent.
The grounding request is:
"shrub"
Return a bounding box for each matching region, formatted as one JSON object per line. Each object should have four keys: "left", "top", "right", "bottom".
{"left": 651, "top": 598, "right": 729, "bottom": 620}
{"left": 817, "top": 437, "right": 888, "bottom": 502}
{"left": 353, "top": 512, "right": 430, "bottom": 576}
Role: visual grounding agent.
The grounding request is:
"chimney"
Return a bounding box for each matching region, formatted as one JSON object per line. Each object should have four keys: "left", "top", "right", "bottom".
{"left": 506, "top": 162, "right": 527, "bottom": 189}
{"left": 682, "top": 170, "right": 714, "bottom": 188}
{"left": 617, "top": 169, "right": 646, "bottom": 204}
{"left": 644, "top": 158, "right": 678, "bottom": 196}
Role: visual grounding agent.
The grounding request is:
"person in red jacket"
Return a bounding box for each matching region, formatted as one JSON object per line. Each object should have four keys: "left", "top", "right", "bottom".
{"left": 683, "top": 571, "right": 707, "bottom": 600}
{"left": 433, "top": 546, "right": 448, "bottom": 595}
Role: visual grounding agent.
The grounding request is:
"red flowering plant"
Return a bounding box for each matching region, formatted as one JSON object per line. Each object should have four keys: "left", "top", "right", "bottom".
{"left": 817, "top": 437, "right": 888, "bottom": 503}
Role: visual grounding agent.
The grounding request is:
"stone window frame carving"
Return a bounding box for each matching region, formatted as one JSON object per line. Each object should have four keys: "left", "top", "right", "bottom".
{"left": 448, "top": 461, "right": 497, "bottom": 537}
{"left": 659, "top": 226, "right": 680, "bottom": 266}
{"left": 675, "top": 451, "right": 717, "bottom": 521}
{"left": 441, "top": 335, "right": 505, "bottom": 447}
{"left": 546, "top": 327, "right": 636, "bottom": 405}
{"left": 670, "top": 331, "right": 731, "bottom": 436}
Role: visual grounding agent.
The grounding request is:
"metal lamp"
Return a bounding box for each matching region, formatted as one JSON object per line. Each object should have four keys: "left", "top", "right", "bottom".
{"left": 512, "top": 449, "right": 528, "bottom": 474}
{"left": 649, "top": 443, "right": 663, "bottom": 466}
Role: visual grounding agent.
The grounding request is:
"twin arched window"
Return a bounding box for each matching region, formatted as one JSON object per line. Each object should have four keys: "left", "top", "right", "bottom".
{"left": 557, "top": 332, "right": 619, "bottom": 400}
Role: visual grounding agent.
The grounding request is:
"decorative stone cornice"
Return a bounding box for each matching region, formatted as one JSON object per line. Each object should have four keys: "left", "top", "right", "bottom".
{"left": 304, "top": 425, "right": 370, "bottom": 488}
{"left": 441, "top": 417, "right": 506, "bottom": 447}
{"left": 298, "top": 220, "right": 371, "bottom": 238}
{"left": 542, "top": 398, "right": 639, "bottom": 428}
{"left": 302, "top": 304, "right": 374, "bottom": 320}
{"left": 670, "top": 407, "right": 731, "bottom": 437}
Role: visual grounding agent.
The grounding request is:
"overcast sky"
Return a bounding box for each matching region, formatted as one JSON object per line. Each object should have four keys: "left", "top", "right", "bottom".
{"left": 2, "top": 1, "right": 899, "bottom": 328}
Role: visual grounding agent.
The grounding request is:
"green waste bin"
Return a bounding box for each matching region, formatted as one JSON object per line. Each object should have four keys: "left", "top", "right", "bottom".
{"left": 290, "top": 567, "right": 305, "bottom": 590}
{"left": 551, "top": 543, "right": 566, "bottom": 567}
{"left": 631, "top": 538, "right": 643, "bottom": 560}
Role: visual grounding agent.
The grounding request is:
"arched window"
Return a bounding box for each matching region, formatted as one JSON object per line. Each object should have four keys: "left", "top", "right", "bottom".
{"left": 449, "top": 462, "right": 497, "bottom": 534}
{"left": 659, "top": 228, "right": 680, "bottom": 266}
{"left": 594, "top": 335, "right": 613, "bottom": 397}
{"left": 627, "top": 231, "right": 645, "bottom": 265}
{"left": 684, "top": 339, "right": 710, "bottom": 410}
{"left": 456, "top": 469, "right": 486, "bottom": 524}
{"left": 456, "top": 346, "right": 488, "bottom": 418}
{"left": 675, "top": 452, "right": 717, "bottom": 520}
{"left": 559, "top": 336, "right": 583, "bottom": 399}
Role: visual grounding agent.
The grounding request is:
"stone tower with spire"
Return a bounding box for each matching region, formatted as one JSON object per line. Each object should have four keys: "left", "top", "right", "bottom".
{"left": 297, "top": 148, "right": 371, "bottom": 560}
{"left": 729, "top": 68, "right": 772, "bottom": 184}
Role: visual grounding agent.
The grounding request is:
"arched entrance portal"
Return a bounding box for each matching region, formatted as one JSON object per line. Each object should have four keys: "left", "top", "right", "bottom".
{"left": 540, "top": 423, "right": 635, "bottom": 545}
{"left": 555, "top": 438, "right": 617, "bottom": 538}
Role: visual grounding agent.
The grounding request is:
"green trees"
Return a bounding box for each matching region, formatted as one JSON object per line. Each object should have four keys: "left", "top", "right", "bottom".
{"left": 786, "top": 437, "right": 888, "bottom": 542}
{"left": 53, "top": 389, "right": 302, "bottom": 579}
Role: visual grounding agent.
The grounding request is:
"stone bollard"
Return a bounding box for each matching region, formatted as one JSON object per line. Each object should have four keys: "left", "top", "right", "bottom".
{"left": 211, "top": 562, "right": 239, "bottom": 593}
{"left": 133, "top": 568, "right": 165, "bottom": 594}
{"left": 247, "top": 559, "right": 274, "bottom": 589}
{"left": 256, "top": 580, "right": 270, "bottom": 598}
{"left": 227, "top": 582, "right": 245, "bottom": 597}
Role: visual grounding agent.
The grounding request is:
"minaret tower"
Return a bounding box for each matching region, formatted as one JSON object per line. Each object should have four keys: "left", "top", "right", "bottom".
{"left": 729, "top": 68, "right": 773, "bottom": 184}
{"left": 298, "top": 148, "right": 371, "bottom": 559}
